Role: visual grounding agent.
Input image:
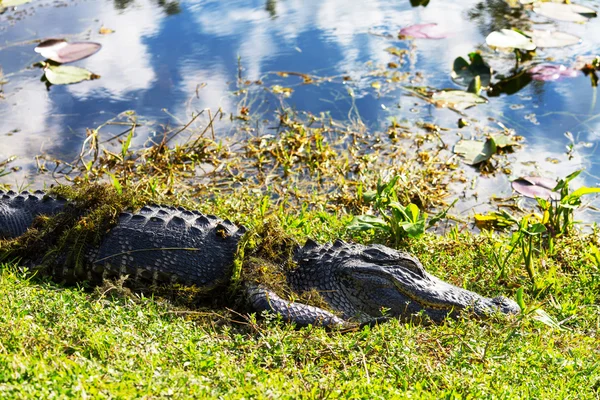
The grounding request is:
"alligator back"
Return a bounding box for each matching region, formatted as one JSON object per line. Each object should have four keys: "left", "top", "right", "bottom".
{"left": 0, "top": 190, "right": 68, "bottom": 239}
{"left": 86, "top": 205, "right": 246, "bottom": 289}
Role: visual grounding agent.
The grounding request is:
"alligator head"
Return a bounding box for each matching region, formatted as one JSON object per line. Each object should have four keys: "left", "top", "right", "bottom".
{"left": 291, "top": 240, "right": 520, "bottom": 323}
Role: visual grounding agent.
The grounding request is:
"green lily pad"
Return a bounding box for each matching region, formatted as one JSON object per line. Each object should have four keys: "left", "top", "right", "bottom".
{"left": 491, "top": 134, "right": 519, "bottom": 148}
{"left": 486, "top": 29, "right": 536, "bottom": 51}
{"left": 533, "top": 2, "right": 597, "bottom": 23}
{"left": 431, "top": 90, "right": 488, "bottom": 111}
{"left": 527, "top": 29, "right": 581, "bottom": 48}
{"left": 453, "top": 137, "right": 497, "bottom": 165}
{"left": 451, "top": 52, "right": 492, "bottom": 88}
{"left": 0, "top": 0, "right": 32, "bottom": 7}
{"left": 43, "top": 65, "right": 100, "bottom": 85}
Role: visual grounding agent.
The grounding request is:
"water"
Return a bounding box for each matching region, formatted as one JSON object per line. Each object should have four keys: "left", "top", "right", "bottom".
{"left": 1, "top": 0, "right": 599, "bottom": 219}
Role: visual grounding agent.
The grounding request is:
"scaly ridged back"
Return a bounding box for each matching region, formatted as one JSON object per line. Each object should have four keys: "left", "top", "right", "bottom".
{"left": 87, "top": 204, "right": 246, "bottom": 288}
{"left": 0, "top": 190, "right": 68, "bottom": 239}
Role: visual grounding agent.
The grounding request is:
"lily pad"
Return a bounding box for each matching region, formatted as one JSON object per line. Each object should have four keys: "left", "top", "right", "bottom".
{"left": 533, "top": 2, "right": 597, "bottom": 23}
{"left": 451, "top": 52, "right": 492, "bottom": 88}
{"left": 486, "top": 29, "right": 536, "bottom": 51}
{"left": 529, "top": 64, "right": 579, "bottom": 81}
{"left": 43, "top": 65, "right": 100, "bottom": 85}
{"left": 527, "top": 30, "right": 581, "bottom": 48}
{"left": 399, "top": 23, "right": 447, "bottom": 39}
{"left": 453, "top": 138, "right": 497, "bottom": 165}
{"left": 35, "top": 39, "right": 102, "bottom": 64}
{"left": 491, "top": 133, "right": 520, "bottom": 148}
{"left": 511, "top": 176, "right": 559, "bottom": 200}
{"left": 431, "top": 90, "right": 488, "bottom": 111}
{"left": 0, "top": 0, "right": 32, "bottom": 8}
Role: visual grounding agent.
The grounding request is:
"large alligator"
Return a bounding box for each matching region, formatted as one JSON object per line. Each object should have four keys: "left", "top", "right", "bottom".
{"left": 0, "top": 188, "right": 520, "bottom": 327}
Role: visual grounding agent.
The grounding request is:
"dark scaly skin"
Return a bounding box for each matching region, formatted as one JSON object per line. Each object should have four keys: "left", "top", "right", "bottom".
{"left": 87, "top": 205, "right": 244, "bottom": 289}
{"left": 290, "top": 240, "right": 519, "bottom": 323}
{"left": 0, "top": 190, "right": 67, "bottom": 238}
{"left": 0, "top": 189, "right": 520, "bottom": 327}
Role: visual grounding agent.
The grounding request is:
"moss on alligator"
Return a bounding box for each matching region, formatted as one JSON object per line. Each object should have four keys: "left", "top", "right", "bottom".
{"left": 0, "top": 183, "right": 334, "bottom": 315}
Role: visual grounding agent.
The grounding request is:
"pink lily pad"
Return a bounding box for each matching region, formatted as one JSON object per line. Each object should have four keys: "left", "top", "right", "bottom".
{"left": 529, "top": 64, "right": 579, "bottom": 81}
{"left": 512, "top": 176, "right": 560, "bottom": 200}
{"left": 399, "top": 23, "right": 447, "bottom": 39}
{"left": 35, "top": 39, "right": 102, "bottom": 64}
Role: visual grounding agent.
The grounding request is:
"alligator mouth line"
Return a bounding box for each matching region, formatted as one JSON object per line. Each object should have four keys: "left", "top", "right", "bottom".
{"left": 350, "top": 266, "right": 482, "bottom": 314}
{"left": 389, "top": 279, "right": 467, "bottom": 312}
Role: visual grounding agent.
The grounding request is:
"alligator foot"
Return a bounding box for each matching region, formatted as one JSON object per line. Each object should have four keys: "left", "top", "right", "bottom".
{"left": 245, "top": 284, "right": 349, "bottom": 328}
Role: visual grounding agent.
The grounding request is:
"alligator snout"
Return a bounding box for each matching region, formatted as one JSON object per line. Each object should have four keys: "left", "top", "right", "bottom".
{"left": 327, "top": 246, "right": 521, "bottom": 323}
{"left": 488, "top": 296, "right": 521, "bottom": 315}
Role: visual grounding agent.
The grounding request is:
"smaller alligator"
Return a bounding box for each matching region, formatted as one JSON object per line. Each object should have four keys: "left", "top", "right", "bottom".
{"left": 0, "top": 188, "right": 520, "bottom": 327}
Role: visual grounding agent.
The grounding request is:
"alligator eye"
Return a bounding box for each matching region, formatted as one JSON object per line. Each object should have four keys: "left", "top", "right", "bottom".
{"left": 361, "top": 247, "right": 395, "bottom": 261}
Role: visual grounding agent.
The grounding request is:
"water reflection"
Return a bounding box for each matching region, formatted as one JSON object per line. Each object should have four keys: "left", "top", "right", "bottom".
{"left": 113, "top": 0, "right": 181, "bottom": 15}
{"left": 0, "top": 0, "right": 598, "bottom": 218}
{"left": 468, "top": 0, "right": 530, "bottom": 36}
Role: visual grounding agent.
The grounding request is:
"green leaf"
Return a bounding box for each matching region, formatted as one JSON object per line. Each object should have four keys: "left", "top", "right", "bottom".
{"left": 554, "top": 170, "right": 582, "bottom": 193}
{"left": 401, "top": 220, "right": 426, "bottom": 238}
{"left": 467, "top": 75, "right": 481, "bottom": 95}
{"left": 515, "top": 287, "right": 525, "bottom": 311}
{"left": 347, "top": 215, "right": 390, "bottom": 232}
{"left": 491, "top": 133, "right": 519, "bottom": 148}
{"left": 430, "top": 90, "right": 488, "bottom": 111}
{"left": 523, "top": 223, "right": 547, "bottom": 235}
{"left": 44, "top": 65, "right": 100, "bottom": 85}
{"left": 122, "top": 129, "right": 134, "bottom": 158}
{"left": 532, "top": 309, "right": 564, "bottom": 331}
{"left": 363, "top": 190, "right": 377, "bottom": 203}
{"left": 428, "top": 199, "right": 456, "bottom": 228}
{"left": 569, "top": 187, "right": 600, "bottom": 199}
{"left": 453, "top": 137, "right": 497, "bottom": 165}
{"left": 0, "top": 0, "right": 33, "bottom": 7}
{"left": 486, "top": 29, "right": 536, "bottom": 51}
{"left": 406, "top": 203, "right": 420, "bottom": 223}
{"left": 451, "top": 52, "right": 492, "bottom": 88}
{"left": 526, "top": 29, "right": 581, "bottom": 49}
{"left": 474, "top": 209, "right": 518, "bottom": 230}
{"left": 564, "top": 170, "right": 582, "bottom": 183}
{"left": 108, "top": 173, "right": 123, "bottom": 195}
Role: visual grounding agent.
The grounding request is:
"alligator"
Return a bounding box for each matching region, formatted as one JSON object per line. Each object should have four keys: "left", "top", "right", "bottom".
{"left": 0, "top": 188, "right": 520, "bottom": 327}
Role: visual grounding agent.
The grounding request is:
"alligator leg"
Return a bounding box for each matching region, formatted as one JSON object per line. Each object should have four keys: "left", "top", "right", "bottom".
{"left": 245, "top": 284, "right": 348, "bottom": 328}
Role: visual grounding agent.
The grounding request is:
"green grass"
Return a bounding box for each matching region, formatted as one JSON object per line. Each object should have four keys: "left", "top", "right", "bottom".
{"left": 1, "top": 105, "right": 599, "bottom": 398}
{"left": 1, "top": 224, "right": 598, "bottom": 398}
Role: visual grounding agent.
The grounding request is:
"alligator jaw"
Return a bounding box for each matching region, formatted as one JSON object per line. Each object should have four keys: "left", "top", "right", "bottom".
{"left": 340, "top": 262, "right": 521, "bottom": 323}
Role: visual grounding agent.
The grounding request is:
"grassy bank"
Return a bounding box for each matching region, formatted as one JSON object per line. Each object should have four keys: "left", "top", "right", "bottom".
{"left": 1, "top": 108, "right": 599, "bottom": 398}
{"left": 0, "top": 205, "right": 598, "bottom": 398}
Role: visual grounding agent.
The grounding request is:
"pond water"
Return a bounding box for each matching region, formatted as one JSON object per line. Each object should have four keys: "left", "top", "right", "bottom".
{"left": 1, "top": 0, "right": 599, "bottom": 220}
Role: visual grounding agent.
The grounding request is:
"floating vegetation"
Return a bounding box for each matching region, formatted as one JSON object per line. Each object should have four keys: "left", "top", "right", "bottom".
{"left": 528, "top": 64, "right": 579, "bottom": 81}
{"left": 34, "top": 39, "right": 101, "bottom": 64}
{"left": 486, "top": 29, "right": 536, "bottom": 51}
{"left": 42, "top": 63, "right": 101, "bottom": 86}
{"left": 511, "top": 176, "right": 560, "bottom": 200}
{"left": 452, "top": 52, "right": 492, "bottom": 88}
{"left": 532, "top": 2, "right": 597, "bottom": 23}
{"left": 398, "top": 23, "right": 447, "bottom": 39}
